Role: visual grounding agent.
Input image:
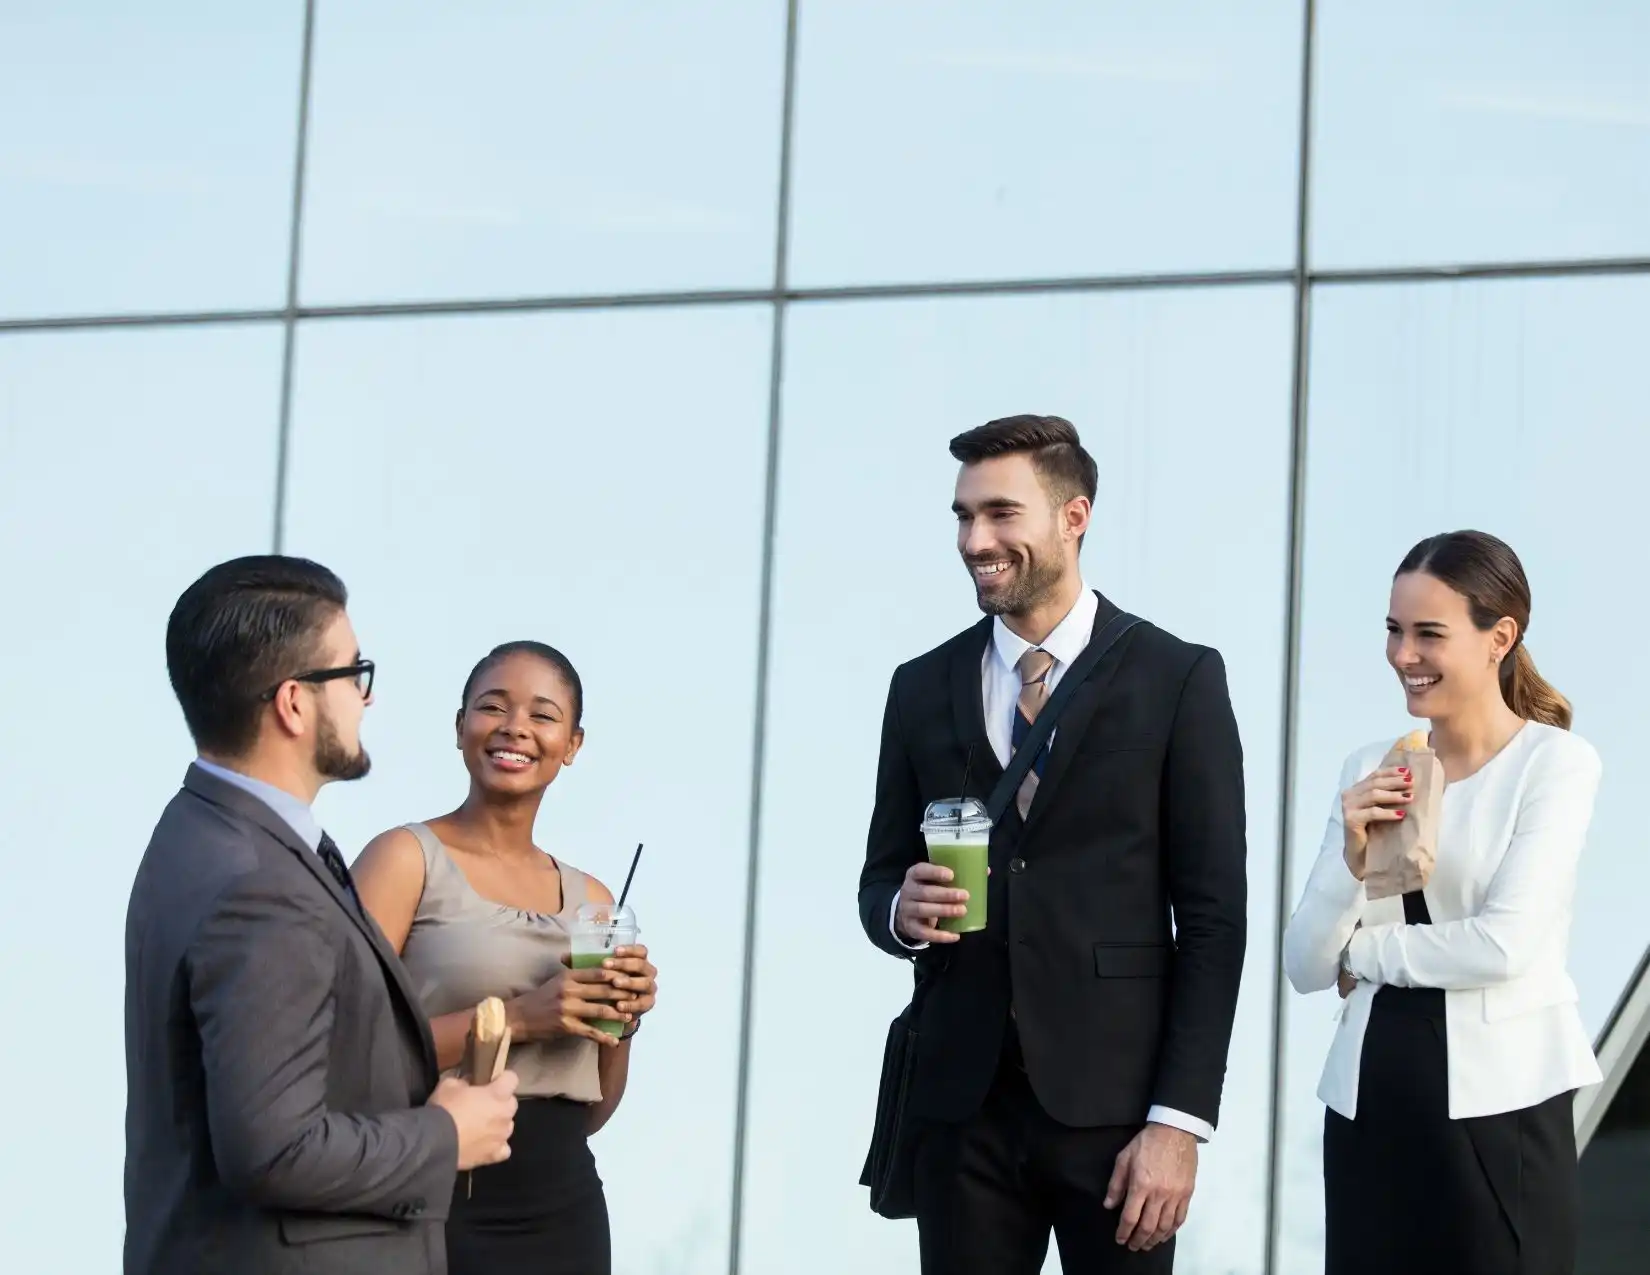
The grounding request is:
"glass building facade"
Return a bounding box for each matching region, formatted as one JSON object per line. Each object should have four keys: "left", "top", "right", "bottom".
{"left": 2, "top": 3, "right": 1646, "bottom": 1272}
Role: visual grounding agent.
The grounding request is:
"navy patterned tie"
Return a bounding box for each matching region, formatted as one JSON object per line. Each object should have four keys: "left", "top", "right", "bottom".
{"left": 317, "top": 833, "right": 363, "bottom": 915}
{"left": 1011, "top": 648, "right": 1056, "bottom": 818}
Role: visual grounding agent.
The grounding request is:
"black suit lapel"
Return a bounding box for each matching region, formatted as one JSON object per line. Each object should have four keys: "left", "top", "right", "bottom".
{"left": 949, "top": 617, "right": 1002, "bottom": 796}
{"left": 182, "top": 766, "right": 441, "bottom": 1084}
{"left": 1021, "top": 592, "right": 1132, "bottom": 840}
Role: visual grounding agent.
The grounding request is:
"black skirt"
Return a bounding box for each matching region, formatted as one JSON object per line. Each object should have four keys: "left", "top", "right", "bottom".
{"left": 447, "top": 1096, "right": 610, "bottom": 1275}
{"left": 1323, "top": 891, "right": 1578, "bottom": 1275}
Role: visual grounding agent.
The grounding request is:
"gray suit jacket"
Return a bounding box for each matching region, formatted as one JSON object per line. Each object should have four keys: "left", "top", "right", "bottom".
{"left": 123, "top": 765, "right": 459, "bottom": 1275}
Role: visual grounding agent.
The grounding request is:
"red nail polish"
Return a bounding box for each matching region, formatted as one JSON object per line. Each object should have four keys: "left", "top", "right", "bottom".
{"left": 1396, "top": 810, "right": 1406, "bottom": 819}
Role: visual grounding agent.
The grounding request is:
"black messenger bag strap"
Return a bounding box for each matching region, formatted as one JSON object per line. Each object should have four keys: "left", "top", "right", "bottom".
{"left": 984, "top": 611, "right": 1142, "bottom": 822}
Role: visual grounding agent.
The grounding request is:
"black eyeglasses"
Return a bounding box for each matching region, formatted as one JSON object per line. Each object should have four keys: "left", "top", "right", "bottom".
{"left": 260, "top": 659, "right": 375, "bottom": 703}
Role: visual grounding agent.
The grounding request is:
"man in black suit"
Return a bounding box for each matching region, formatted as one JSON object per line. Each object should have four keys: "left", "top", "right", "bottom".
{"left": 859, "top": 417, "right": 1247, "bottom": 1273}
{"left": 124, "top": 555, "right": 519, "bottom": 1275}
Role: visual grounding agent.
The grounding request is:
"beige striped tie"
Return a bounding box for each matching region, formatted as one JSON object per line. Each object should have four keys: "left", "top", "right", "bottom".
{"left": 1014, "top": 648, "right": 1056, "bottom": 818}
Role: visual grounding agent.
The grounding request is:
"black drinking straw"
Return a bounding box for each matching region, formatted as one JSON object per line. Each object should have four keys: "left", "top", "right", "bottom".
{"left": 617, "top": 842, "right": 643, "bottom": 910}
{"left": 956, "top": 744, "right": 976, "bottom": 835}
{"left": 601, "top": 844, "right": 644, "bottom": 956}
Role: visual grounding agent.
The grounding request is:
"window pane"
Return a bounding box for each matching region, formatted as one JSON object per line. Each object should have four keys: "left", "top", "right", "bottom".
{"left": 743, "top": 287, "right": 1294, "bottom": 1273}
{"left": 0, "top": 325, "right": 282, "bottom": 1265}
{"left": 1276, "top": 277, "right": 1650, "bottom": 1270}
{"left": 283, "top": 305, "right": 773, "bottom": 1275}
{"left": 1313, "top": 1, "right": 1650, "bottom": 268}
{"left": 0, "top": 6, "right": 301, "bottom": 319}
{"left": 789, "top": 1, "right": 1302, "bottom": 287}
{"left": 299, "top": 1, "right": 785, "bottom": 304}
{"left": 1579, "top": 986, "right": 1650, "bottom": 1271}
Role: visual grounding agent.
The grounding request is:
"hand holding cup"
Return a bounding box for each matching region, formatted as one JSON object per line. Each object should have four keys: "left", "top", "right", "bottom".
{"left": 895, "top": 860, "right": 974, "bottom": 945}
{"left": 507, "top": 965, "right": 630, "bottom": 1047}
{"left": 597, "top": 944, "right": 657, "bottom": 1025}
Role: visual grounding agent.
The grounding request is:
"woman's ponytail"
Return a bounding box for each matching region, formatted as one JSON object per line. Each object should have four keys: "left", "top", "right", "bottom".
{"left": 1501, "top": 643, "right": 1572, "bottom": 730}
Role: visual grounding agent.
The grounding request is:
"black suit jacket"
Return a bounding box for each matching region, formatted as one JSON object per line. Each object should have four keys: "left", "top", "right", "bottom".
{"left": 123, "top": 765, "right": 459, "bottom": 1275}
{"left": 858, "top": 593, "right": 1247, "bottom": 1130}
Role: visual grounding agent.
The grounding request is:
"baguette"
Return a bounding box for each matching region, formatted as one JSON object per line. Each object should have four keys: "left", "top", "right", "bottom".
{"left": 465, "top": 996, "right": 512, "bottom": 1084}
{"left": 1395, "top": 729, "right": 1429, "bottom": 752}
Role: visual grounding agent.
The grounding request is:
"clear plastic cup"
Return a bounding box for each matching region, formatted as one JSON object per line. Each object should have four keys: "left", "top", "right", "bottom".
{"left": 921, "top": 798, "right": 991, "bottom": 933}
{"left": 568, "top": 902, "right": 638, "bottom": 1037}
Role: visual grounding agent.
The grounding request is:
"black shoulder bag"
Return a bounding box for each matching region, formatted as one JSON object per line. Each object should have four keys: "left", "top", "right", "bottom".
{"left": 860, "top": 611, "right": 1142, "bottom": 1219}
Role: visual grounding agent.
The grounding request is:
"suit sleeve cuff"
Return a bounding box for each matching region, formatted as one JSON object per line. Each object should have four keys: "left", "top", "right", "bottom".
{"left": 888, "top": 891, "right": 928, "bottom": 951}
{"left": 1147, "top": 1105, "right": 1213, "bottom": 1144}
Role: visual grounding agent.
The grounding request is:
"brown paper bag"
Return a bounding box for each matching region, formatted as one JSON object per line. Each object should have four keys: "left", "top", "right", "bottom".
{"left": 1363, "top": 731, "right": 1444, "bottom": 901}
{"left": 460, "top": 997, "right": 512, "bottom": 1199}
{"left": 462, "top": 996, "right": 512, "bottom": 1084}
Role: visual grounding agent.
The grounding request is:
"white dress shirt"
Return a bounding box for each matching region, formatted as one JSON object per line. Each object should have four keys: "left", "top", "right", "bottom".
{"left": 1283, "top": 722, "right": 1604, "bottom": 1120}
{"left": 891, "top": 585, "right": 1214, "bottom": 1141}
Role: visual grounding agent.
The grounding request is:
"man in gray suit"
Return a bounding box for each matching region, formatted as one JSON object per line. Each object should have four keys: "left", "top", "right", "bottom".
{"left": 124, "top": 555, "right": 518, "bottom": 1275}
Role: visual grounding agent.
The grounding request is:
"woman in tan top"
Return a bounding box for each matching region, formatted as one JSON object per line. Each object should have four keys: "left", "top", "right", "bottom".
{"left": 354, "top": 640, "right": 657, "bottom": 1275}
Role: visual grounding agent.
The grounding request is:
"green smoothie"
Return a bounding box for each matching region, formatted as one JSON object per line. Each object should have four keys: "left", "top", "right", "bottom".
{"left": 570, "top": 949, "right": 626, "bottom": 1036}
{"left": 927, "top": 838, "right": 988, "bottom": 933}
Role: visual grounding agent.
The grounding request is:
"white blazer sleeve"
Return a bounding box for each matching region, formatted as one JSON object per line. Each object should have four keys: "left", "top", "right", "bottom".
{"left": 1347, "top": 734, "right": 1601, "bottom": 990}
{"left": 1283, "top": 750, "right": 1369, "bottom": 994}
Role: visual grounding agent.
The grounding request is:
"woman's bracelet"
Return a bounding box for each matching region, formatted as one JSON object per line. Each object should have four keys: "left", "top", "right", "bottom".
{"left": 620, "top": 1017, "right": 641, "bottom": 1041}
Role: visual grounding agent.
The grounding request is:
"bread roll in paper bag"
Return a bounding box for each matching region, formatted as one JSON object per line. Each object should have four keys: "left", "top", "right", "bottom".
{"left": 463, "top": 996, "right": 512, "bottom": 1083}
{"left": 1363, "top": 729, "right": 1444, "bottom": 901}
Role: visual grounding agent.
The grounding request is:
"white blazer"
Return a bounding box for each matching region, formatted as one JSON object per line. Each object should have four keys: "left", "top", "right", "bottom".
{"left": 1283, "top": 722, "right": 1604, "bottom": 1121}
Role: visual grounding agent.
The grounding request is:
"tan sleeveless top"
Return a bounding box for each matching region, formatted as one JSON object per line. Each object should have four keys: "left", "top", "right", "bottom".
{"left": 398, "top": 822, "right": 602, "bottom": 1103}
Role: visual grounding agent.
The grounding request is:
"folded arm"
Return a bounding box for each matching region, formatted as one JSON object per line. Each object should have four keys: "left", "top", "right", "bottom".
{"left": 1347, "top": 739, "right": 1602, "bottom": 990}
{"left": 189, "top": 870, "right": 459, "bottom": 1218}
{"left": 1152, "top": 649, "right": 1248, "bottom": 1134}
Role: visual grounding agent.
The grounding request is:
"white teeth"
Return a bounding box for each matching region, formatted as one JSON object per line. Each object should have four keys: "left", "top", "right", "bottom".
{"left": 1404, "top": 676, "right": 1440, "bottom": 689}
{"left": 975, "top": 562, "right": 1009, "bottom": 576}
{"left": 492, "top": 751, "right": 533, "bottom": 764}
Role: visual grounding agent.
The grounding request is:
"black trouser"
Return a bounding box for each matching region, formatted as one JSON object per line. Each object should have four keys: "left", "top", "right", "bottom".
{"left": 447, "top": 1096, "right": 610, "bottom": 1275}
{"left": 914, "top": 1028, "right": 1172, "bottom": 1275}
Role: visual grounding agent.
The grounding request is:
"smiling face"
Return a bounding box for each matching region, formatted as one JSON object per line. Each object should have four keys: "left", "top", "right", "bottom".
{"left": 456, "top": 650, "right": 583, "bottom": 798}
{"left": 1386, "top": 569, "right": 1519, "bottom": 721}
{"left": 953, "top": 453, "right": 1088, "bottom": 617}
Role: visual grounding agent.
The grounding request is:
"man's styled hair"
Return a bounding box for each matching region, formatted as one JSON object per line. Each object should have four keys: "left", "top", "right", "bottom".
{"left": 948, "top": 414, "right": 1098, "bottom": 507}
{"left": 165, "top": 555, "right": 348, "bottom": 757}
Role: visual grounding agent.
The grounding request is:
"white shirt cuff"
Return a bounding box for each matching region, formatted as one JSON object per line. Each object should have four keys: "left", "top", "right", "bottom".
{"left": 888, "top": 890, "right": 928, "bottom": 951}
{"left": 1147, "top": 1105, "right": 1213, "bottom": 1143}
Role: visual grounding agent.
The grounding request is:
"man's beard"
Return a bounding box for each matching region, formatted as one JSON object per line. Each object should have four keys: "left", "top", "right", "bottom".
{"left": 970, "top": 546, "right": 1067, "bottom": 617}
{"left": 315, "top": 709, "right": 371, "bottom": 782}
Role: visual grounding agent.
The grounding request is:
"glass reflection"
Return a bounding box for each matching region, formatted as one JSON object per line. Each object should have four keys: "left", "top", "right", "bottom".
{"left": 789, "top": 0, "right": 1301, "bottom": 286}
{"left": 1314, "top": 1, "right": 1650, "bottom": 267}
{"left": 0, "top": 324, "right": 284, "bottom": 1269}
{"left": 746, "top": 286, "right": 1293, "bottom": 1274}
{"left": 0, "top": 6, "right": 301, "bottom": 318}
{"left": 300, "top": 0, "right": 785, "bottom": 303}
{"left": 282, "top": 305, "right": 773, "bottom": 1275}
{"left": 1278, "top": 277, "right": 1650, "bottom": 1270}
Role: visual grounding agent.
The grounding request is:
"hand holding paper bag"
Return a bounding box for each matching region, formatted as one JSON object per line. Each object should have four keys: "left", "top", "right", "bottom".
{"left": 1362, "top": 730, "right": 1445, "bottom": 900}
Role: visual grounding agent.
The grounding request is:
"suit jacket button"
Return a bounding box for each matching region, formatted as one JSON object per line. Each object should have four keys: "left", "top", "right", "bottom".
{"left": 1009, "top": 857, "right": 1026, "bottom": 874}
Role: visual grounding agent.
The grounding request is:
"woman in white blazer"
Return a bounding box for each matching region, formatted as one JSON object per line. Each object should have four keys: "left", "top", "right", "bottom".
{"left": 1284, "top": 529, "right": 1602, "bottom": 1275}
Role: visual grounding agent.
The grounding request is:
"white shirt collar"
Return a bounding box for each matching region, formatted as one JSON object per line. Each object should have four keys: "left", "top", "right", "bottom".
{"left": 990, "top": 583, "right": 1098, "bottom": 676}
